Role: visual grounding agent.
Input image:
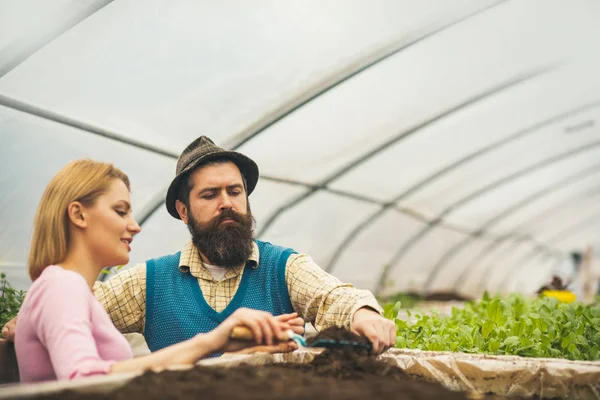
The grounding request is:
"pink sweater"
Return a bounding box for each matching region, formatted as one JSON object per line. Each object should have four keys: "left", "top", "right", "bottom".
{"left": 15, "top": 266, "right": 133, "bottom": 383}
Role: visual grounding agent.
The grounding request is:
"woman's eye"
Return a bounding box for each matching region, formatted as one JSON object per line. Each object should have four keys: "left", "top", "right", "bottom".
{"left": 116, "top": 210, "right": 127, "bottom": 216}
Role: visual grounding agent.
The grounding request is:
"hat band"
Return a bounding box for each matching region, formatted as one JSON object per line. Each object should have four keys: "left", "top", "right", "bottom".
{"left": 179, "top": 149, "right": 223, "bottom": 175}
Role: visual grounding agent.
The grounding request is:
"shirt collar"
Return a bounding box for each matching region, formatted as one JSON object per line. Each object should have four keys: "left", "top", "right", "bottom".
{"left": 178, "top": 240, "right": 259, "bottom": 278}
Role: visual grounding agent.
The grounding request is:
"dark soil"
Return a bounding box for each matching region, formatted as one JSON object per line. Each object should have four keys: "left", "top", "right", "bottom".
{"left": 424, "top": 292, "right": 472, "bottom": 302}
{"left": 31, "top": 328, "right": 522, "bottom": 400}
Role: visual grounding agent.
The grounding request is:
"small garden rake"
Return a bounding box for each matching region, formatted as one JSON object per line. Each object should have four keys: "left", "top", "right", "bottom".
{"left": 230, "top": 327, "right": 372, "bottom": 351}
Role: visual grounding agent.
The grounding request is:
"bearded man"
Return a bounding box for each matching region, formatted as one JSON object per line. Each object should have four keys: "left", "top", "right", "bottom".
{"left": 3, "top": 136, "right": 395, "bottom": 354}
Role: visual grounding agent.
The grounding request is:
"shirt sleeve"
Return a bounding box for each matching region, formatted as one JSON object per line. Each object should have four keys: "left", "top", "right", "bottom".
{"left": 285, "top": 253, "right": 383, "bottom": 331}
{"left": 30, "top": 273, "right": 115, "bottom": 380}
{"left": 93, "top": 263, "right": 147, "bottom": 334}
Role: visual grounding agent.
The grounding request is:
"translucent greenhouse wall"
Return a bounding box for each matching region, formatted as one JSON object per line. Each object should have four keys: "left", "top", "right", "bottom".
{"left": 1, "top": 0, "right": 599, "bottom": 295}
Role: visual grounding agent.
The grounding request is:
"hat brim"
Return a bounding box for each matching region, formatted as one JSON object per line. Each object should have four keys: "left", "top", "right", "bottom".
{"left": 165, "top": 151, "right": 259, "bottom": 219}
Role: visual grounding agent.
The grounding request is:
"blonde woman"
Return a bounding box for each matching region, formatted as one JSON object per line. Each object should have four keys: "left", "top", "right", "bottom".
{"left": 15, "top": 160, "right": 293, "bottom": 383}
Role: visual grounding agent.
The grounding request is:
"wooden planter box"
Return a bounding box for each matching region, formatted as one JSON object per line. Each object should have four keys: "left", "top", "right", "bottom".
{"left": 1, "top": 342, "right": 599, "bottom": 399}
{"left": 0, "top": 339, "right": 19, "bottom": 385}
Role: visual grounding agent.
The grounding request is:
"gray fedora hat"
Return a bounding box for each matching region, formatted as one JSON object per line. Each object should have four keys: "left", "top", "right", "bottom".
{"left": 165, "top": 136, "right": 259, "bottom": 219}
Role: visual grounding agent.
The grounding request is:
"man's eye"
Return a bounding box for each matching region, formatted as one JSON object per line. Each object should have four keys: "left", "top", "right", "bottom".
{"left": 230, "top": 191, "right": 241, "bottom": 196}
{"left": 203, "top": 194, "right": 215, "bottom": 200}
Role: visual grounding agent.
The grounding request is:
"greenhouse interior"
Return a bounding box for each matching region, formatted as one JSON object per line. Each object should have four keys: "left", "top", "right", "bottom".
{"left": 1, "top": 0, "right": 599, "bottom": 399}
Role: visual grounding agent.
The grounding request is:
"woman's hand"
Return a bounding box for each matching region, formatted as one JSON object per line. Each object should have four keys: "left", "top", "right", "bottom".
{"left": 1, "top": 316, "right": 17, "bottom": 342}
{"left": 203, "top": 308, "right": 292, "bottom": 353}
{"left": 225, "top": 341, "right": 298, "bottom": 355}
{"left": 275, "top": 312, "right": 305, "bottom": 335}
{"left": 224, "top": 312, "right": 304, "bottom": 354}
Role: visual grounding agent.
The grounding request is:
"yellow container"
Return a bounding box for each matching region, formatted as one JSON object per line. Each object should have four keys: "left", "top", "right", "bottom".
{"left": 541, "top": 290, "right": 577, "bottom": 303}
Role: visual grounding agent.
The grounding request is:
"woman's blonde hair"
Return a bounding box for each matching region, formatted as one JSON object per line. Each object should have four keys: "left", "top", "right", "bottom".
{"left": 28, "top": 159, "right": 130, "bottom": 281}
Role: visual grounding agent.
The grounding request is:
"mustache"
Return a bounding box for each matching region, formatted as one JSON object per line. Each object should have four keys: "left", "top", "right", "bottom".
{"left": 209, "top": 209, "right": 247, "bottom": 228}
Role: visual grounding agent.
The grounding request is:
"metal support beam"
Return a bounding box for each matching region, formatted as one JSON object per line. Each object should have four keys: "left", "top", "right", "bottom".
{"left": 427, "top": 160, "right": 600, "bottom": 292}
{"left": 326, "top": 100, "right": 600, "bottom": 273}
{"left": 543, "top": 211, "right": 600, "bottom": 245}
{"left": 257, "top": 66, "right": 555, "bottom": 239}
{"left": 228, "top": 0, "right": 508, "bottom": 150}
{"left": 472, "top": 182, "right": 600, "bottom": 291}
{"left": 497, "top": 252, "right": 555, "bottom": 294}
{"left": 475, "top": 235, "right": 528, "bottom": 292}
{"left": 496, "top": 211, "right": 600, "bottom": 291}
{"left": 377, "top": 139, "right": 600, "bottom": 295}
{"left": 0, "top": 94, "right": 180, "bottom": 158}
{"left": 0, "top": 0, "right": 114, "bottom": 78}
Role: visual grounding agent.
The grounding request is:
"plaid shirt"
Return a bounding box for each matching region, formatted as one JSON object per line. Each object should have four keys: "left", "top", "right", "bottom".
{"left": 93, "top": 241, "right": 382, "bottom": 334}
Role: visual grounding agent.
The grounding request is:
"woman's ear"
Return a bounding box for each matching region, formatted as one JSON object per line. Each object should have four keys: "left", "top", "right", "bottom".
{"left": 67, "top": 201, "right": 87, "bottom": 229}
{"left": 175, "top": 200, "right": 189, "bottom": 224}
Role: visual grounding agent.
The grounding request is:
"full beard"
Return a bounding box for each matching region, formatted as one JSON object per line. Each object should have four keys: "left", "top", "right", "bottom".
{"left": 187, "top": 208, "right": 255, "bottom": 268}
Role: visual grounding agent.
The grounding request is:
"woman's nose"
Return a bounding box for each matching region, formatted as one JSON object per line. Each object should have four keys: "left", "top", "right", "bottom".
{"left": 129, "top": 219, "right": 141, "bottom": 234}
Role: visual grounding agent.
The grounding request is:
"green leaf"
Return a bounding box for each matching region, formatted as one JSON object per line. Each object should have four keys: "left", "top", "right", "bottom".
{"left": 0, "top": 274, "right": 26, "bottom": 328}
{"left": 386, "top": 292, "right": 600, "bottom": 361}
{"left": 395, "top": 319, "right": 408, "bottom": 330}
{"left": 482, "top": 320, "right": 494, "bottom": 339}
{"left": 488, "top": 338, "right": 501, "bottom": 353}
{"left": 503, "top": 336, "right": 520, "bottom": 348}
{"left": 395, "top": 337, "right": 407, "bottom": 348}
{"left": 383, "top": 303, "right": 396, "bottom": 320}
{"left": 512, "top": 320, "right": 527, "bottom": 336}
{"left": 487, "top": 299, "right": 504, "bottom": 323}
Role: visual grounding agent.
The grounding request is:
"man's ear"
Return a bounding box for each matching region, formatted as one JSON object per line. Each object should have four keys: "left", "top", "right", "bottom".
{"left": 175, "top": 200, "right": 189, "bottom": 224}
{"left": 67, "top": 201, "right": 87, "bottom": 229}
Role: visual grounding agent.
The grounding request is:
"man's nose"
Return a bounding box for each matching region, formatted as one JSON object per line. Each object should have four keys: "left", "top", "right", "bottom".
{"left": 219, "top": 193, "right": 234, "bottom": 210}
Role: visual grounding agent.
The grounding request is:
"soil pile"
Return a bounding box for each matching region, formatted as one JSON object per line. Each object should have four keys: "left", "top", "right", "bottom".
{"left": 33, "top": 327, "right": 522, "bottom": 400}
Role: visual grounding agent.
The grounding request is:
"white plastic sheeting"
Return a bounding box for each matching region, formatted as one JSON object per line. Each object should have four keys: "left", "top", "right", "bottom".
{"left": 1, "top": 0, "right": 599, "bottom": 296}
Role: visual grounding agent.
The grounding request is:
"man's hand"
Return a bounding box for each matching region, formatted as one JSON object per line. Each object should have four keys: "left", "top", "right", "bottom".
{"left": 1, "top": 316, "right": 17, "bottom": 342}
{"left": 350, "top": 307, "right": 395, "bottom": 354}
{"left": 275, "top": 312, "right": 304, "bottom": 335}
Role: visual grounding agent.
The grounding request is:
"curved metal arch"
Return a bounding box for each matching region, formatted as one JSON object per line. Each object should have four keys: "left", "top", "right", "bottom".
{"left": 1, "top": 1, "right": 509, "bottom": 232}
{"left": 88, "top": 1, "right": 513, "bottom": 233}
{"left": 1, "top": 88, "right": 432, "bottom": 229}
{"left": 543, "top": 210, "right": 600, "bottom": 246}
{"left": 497, "top": 211, "right": 600, "bottom": 291}
{"left": 496, "top": 248, "right": 564, "bottom": 293}
{"left": 0, "top": 0, "right": 113, "bottom": 78}
{"left": 0, "top": 94, "right": 181, "bottom": 158}
{"left": 453, "top": 234, "right": 539, "bottom": 296}
{"left": 376, "top": 139, "right": 600, "bottom": 295}
{"left": 498, "top": 252, "right": 556, "bottom": 294}
{"left": 472, "top": 182, "right": 600, "bottom": 291}
{"left": 325, "top": 100, "right": 600, "bottom": 273}
{"left": 504, "top": 184, "right": 600, "bottom": 236}
{"left": 256, "top": 66, "right": 555, "bottom": 239}
{"left": 131, "top": 173, "right": 402, "bottom": 239}
{"left": 426, "top": 159, "right": 600, "bottom": 291}
{"left": 473, "top": 235, "right": 533, "bottom": 292}
{"left": 551, "top": 224, "right": 600, "bottom": 249}
{"left": 460, "top": 233, "right": 561, "bottom": 295}
{"left": 480, "top": 235, "right": 564, "bottom": 293}
{"left": 228, "top": 0, "right": 508, "bottom": 150}
{"left": 131, "top": 168, "right": 492, "bottom": 243}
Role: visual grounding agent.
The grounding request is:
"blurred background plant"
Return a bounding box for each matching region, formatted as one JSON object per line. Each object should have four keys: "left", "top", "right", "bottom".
{"left": 0, "top": 273, "right": 25, "bottom": 328}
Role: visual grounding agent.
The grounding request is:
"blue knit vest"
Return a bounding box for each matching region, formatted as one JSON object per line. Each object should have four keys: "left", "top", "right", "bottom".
{"left": 144, "top": 240, "right": 296, "bottom": 352}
